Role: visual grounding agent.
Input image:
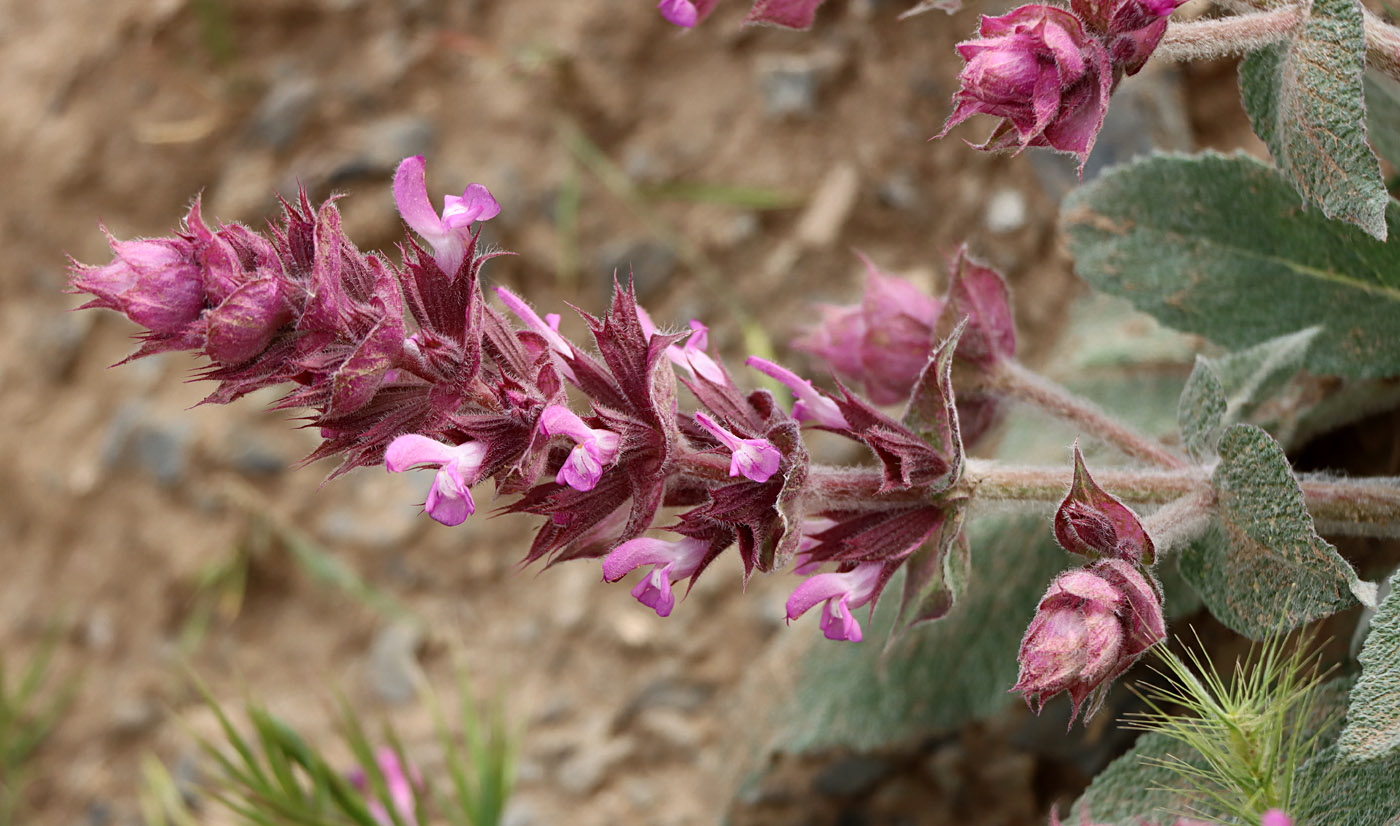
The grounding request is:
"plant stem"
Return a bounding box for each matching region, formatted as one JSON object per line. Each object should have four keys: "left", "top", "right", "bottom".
{"left": 1154, "top": 3, "right": 1400, "bottom": 85}
{"left": 1156, "top": 7, "right": 1302, "bottom": 62}
{"left": 987, "top": 359, "right": 1190, "bottom": 470}
{"left": 805, "top": 461, "right": 1400, "bottom": 538}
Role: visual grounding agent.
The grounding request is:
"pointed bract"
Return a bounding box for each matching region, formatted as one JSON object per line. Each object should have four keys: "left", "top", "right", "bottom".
{"left": 1053, "top": 443, "right": 1155, "bottom": 564}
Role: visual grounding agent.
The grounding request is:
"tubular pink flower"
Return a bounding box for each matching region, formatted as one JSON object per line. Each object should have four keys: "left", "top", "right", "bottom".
{"left": 603, "top": 535, "right": 711, "bottom": 617}
{"left": 785, "top": 562, "right": 883, "bottom": 642}
{"left": 393, "top": 155, "right": 499, "bottom": 276}
{"left": 693, "top": 411, "right": 781, "bottom": 483}
{"left": 537, "top": 405, "right": 621, "bottom": 491}
{"left": 745, "top": 357, "right": 851, "bottom": 430}
{"left": 658, "top": 0, "right": 699, "bottom": 26}
{"left": 495, "top": 287, "right": 571, "bottom": 357}
{"left": 385, "top": 434, "right": 488, "bottom": 526}
{"left": 1260, "top": 811, "right": 1292, "bottom": 826}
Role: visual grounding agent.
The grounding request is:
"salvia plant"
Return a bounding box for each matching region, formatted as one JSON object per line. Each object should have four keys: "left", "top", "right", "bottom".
{"left": 64, "top": 0, "right": 1400, "bottom": 820}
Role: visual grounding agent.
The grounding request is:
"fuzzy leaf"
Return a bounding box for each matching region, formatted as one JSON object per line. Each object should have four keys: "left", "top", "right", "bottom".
{"left": 1239, "top": 0, "right": 1387, "bottom": 240}
{"left": 891, "top": 508, "right": 968, "bottom": 638}
{"left": 1296, "top": 742, "right": 1400, "bottom": 825}
{"left": 1178, "top": 357, "right": 1227, "bottom": 461}
{"left": 1365, "top": 71, "right": 1400, "bottom": 170}
{"left": 1340, "top": 568, "right": 1400, "bottom": 761}
{"left": 1177, "top": 328, "right": 1320, "bottom": 460}
{"left": 1179, "top": 424, "right": 1360, "bottom": 638}
{"left": 1062, "top": 152, "right": 1400, "bottom": 379}
{"left": 1069, "top": 731, "right": 1209, "bottom": 825}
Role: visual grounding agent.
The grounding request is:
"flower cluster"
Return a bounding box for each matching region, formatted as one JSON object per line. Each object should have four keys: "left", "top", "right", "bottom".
{"left": 70, "top": 156, "right": 977, "bottom": 644}
{"left": 1015, "top": 446, "right": 1165, "bottom": 723}
{"left": 937, "top": 0, "right": 1188, "bottom": 167}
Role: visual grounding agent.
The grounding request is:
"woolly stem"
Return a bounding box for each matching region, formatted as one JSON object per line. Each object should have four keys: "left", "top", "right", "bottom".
{"left": 986, "top": 359, "right": 1190, "bottom": 470}
{"left": 1155, "top": 7, "right": 1302, "bottom": 62}
{"left": 803, "top": 461, "right": 1400, "bottom": 538}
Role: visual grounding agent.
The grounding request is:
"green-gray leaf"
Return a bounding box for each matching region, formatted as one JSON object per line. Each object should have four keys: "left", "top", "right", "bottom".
{"left": 1296, "top": 742, "right": 1400, "bottom": 825}
{"left": 1070, "top": 731, "right": 1211, "bottom": 825}
{"left": 1062, "top": 152, "right": 1400, "bottom": 380}
{"left": 1179, "top": 424, "right": 1359, "bottom": 638}
{"left": 1179, "top": 357, "right": 1227, "bottom": 461}
{"left": 1340, "top": 569, "right": 1400, "bottom": 761}
{"left": 1239, "top": 0, "right": 1387, "bottom": 240}
{"left": 1365, "top": 71, "right": 1400, "bottom": 171}
{"left": 1177, "top": 328, "right": 1320, "bottom": 460}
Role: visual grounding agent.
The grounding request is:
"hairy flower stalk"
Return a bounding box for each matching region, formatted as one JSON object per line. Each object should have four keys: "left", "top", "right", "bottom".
{"left": 66, "top": 158, "right": 1400, "bottom": 681}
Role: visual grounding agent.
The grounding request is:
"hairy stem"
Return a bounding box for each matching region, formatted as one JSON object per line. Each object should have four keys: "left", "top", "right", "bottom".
{"left": 1156, "top": 2, "right": 1400, "bottom": 85}
{"left": 805, "top": 461, "right": 1400, "bottom": 538}
{"left": 987, "top": 359, "right": 1190, "bottom": 470}
{"left": 1156, "top": 7, "right": 1302, "bottom": 62}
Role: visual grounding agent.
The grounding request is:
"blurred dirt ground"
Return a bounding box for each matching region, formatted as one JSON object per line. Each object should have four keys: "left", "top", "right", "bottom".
{"left": 0, "top": 1, "right": 1269, "bottom": 825}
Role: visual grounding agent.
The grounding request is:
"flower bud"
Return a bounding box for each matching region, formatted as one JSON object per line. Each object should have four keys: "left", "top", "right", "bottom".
{"left": 1015, "top": 558, "right": 1165, "bottom": 723}
{"left": 795, "top": 254, "right": 942, "bottom": 406}
{"left": 203, "top": 276, "right": 291, "bottom": 364}
{"left": 70, "top": 232, "right": 205, "bottom": 335}
{"left": 1077, "top": 0, "right": 1188, "bottom": 75}
{"left": 1053, "top": 444, "right": 1155, "bottom": 564}
{"left": 938, "top": 4, "right": 1113, "bottom": 168}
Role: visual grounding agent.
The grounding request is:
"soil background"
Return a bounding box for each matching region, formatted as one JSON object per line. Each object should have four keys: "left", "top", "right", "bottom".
{"left": 0, "top": 1, "right": 1274, "bottom": 825}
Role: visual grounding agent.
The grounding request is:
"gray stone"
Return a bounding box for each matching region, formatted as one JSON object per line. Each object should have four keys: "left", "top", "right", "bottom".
{"left": 811, "top": 755, "right": 894, "bottom": 798}
{"left": 555, "top": 736, "right": 634, "bottom": 795}
{"left": 223, "top": 429, "right": 286, "bottom": 477}
{"left": 328, "top": 115, "right": 437, "bottom": 185}
{"left": 250, "top": 73, "right": 318, "bottom": 150}
{"left": 366, "top": 619, "right": 424, "bottom": 704}
{"left": 100, "top": 402, "right": 192, "bottom": 487}
{"left": 877, "top": 171, "right": 922, "bottom": 212}
{"left": 984, "top": 187, "right": 1028, "bottom": 233}
{"left": 756, "top": 54, "right": 836, "bottom": 119}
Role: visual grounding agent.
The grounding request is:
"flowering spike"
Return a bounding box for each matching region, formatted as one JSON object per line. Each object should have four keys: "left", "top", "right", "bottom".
{"left": 602, "top": 535, "right": 712, "bottom": 617}
{"left": 785, "top": 562, "right": 884, "bottom": 641}
{"left": 393, "top": 156, "right": 499, "bottom": 277}
{"left": 1014, "top": 558, "right": 1165, "bottom": 724}
{"left": 1053, "top": 443, "right": 1155, "bottom": 564}
{"left": 537, "top": 405, "right": 621, "bottom": 491}
{"left": 385, "top": 435, "right": 488, "bottom": 526}
{"left": 693, "top": 411, "right": 782, "bottom": 483}
{"left": 745, "top": 357, "right": 851, "bottom": 430}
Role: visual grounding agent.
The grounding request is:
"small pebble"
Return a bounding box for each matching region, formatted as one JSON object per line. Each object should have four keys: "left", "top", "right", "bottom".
{"left": 984, "top": 188, "right": 1027, "bottom": 233}
{"left": 367, "top": 619, "right": 424, "bottom": 704}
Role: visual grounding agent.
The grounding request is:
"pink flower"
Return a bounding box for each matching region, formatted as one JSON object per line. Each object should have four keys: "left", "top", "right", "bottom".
{"left": 393, "top": 155, "right": 499, "bottom": 276}
{"left": 1014, "top": 558, "right": 1165, "bottom": 723}
{"left": 69, "top": 231, "right": 205, "bottom": 335}
{"left": 348, "top": 747, "right": 422, "bottom": 826}
{"left": 537, "top": 405, "right": 621, "bottom": 491}
{"left": 795, "top": 253, "right": 942, "bottom": 405}
{"left": 495, "top": 287, "right": 576, "bottom": 381}
{"left": 693, "top": 411, "right": 782, "bottom": 483}
{"left": 1259, "top": 810, "right": 1292, "bottom": 826}
{"left": 746, "top": 357, "right": 851, "bottom": 430}
{"left": 938, "top": 4, "right": 1113, "bottom": 169}
{"left": 1084, "top": 0, "right": 1189, "bottom": 75}
{"left": 385, "top": 434, "right": 488, "bottom": 526}
{"left": 658, "top": 0, "right": 699, "bottom": 26}
{"left": 785, "top": 562, "right": 884, "bottom": 641}
{"left": 603, "top": 535, "right": 711, "bottom": 617}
